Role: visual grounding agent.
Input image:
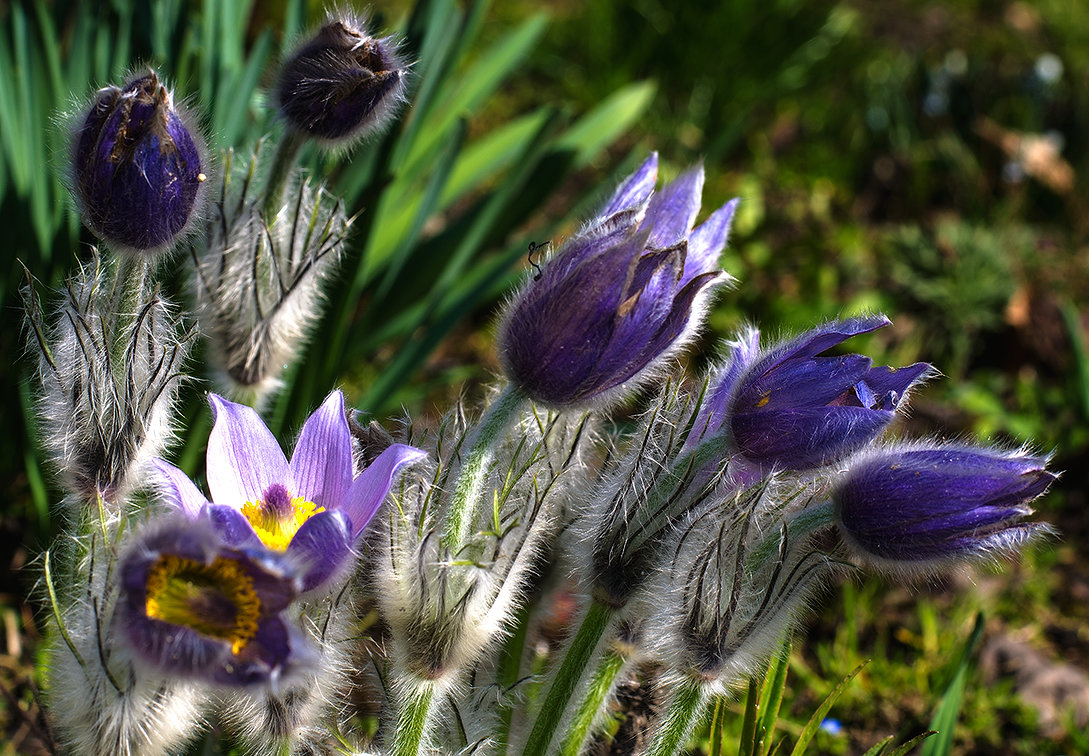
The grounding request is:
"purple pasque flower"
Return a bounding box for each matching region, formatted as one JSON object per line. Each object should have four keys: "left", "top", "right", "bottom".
{"left": 277, "top": 14, "right": 406, "bottom": 143}
{"left": 833, "top": 444, "right": 1055, "bottom": 569}
{"left": 117, "top": 514, "right": 310, "bottom": 686}
{"left": 152, "top": 391, "right": 425, "bottom": 592}
{"left": 74, "top": 70, "right": 206, "bottom": 251}
{"left": 498, "top": 153, "right": 738, "bottom": 408}
{"left": 689, "top": 315, "right": 931, "bottom": 473}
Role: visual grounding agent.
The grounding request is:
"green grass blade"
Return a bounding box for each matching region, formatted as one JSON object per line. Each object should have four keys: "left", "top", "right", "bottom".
{"left": 884, "top": 731, "right": 937, "bottom": 756}
{"left": 756, "top": 641, "right": 792, "bottom": 756}
{"left": 403, "top": 12, "right": 548, "bottom": 173}
{"left": 555, "top": 80, "right": 657, "bottom": 168}
{"left": 738, "top": 677, "right": 761, "bottom": 756}
{"left": 214, "top": 29, "right": 272, "bottom": 147}
{"left": 920, "top": 612, "right": 985, "bottom": 756}
{"left": 788, "top": 659, "right": 868, "bottom": 756}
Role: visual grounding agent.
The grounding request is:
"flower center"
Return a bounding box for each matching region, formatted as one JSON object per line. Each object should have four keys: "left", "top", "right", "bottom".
{"left": 144, "top": 554, "right": 260, "bottom": 654}
{"left": 239, "top": 483, "right": 325, "bottom": 551}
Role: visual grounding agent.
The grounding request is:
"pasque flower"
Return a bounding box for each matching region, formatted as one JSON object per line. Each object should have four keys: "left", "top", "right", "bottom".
{"left": 73, "top": 70, "right": 205, "bottom": 251}
{"left": 152, "top": 391, "right": 425, "bottom": 592}
{"left": 833, "top": 444, "right": 1055, "bottom": 568}
{"left": 498, "top": 153, "right": 738, "bottom": 408}
{"left": 690, "top": 315, "right": 930, "bottom": 472}
{"left": 117, "top": 515, "right": 308, "bottom": 686}
{"left": 277, "top": 14, "right": 407, "bottom": 143}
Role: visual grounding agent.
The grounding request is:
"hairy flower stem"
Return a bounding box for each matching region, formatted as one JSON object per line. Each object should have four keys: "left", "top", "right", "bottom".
{"left": 558, "top": 643, "right": 629, "bottom": 756}
{"left": 643, "top": 677, "right": 709, "bottom": 756}
{"left": 262, "top": 129, "right": 306, "bottom": 221}
{"left": 441, "top": 385, "right": 526, "bottom": 550}
{"left": 389, "top": 681, "right": 435, "bottom": 756}
{"left": 523, "top": 600, "right": 614, "bottom": 756}
{"left": 107, "top": 253, "right": 152, "bottom": 369}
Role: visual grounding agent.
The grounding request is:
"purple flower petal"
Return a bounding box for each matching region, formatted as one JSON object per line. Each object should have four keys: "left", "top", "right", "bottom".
{"left": 684, "top": 198, "right": 739, "bottom": 283}
{"left": 286, "top": 510, "right": 353, "bottom": 592}
{"left": 834, "top": 446, "right": 1056, "bottom": 563}
{"left": 207, "top": 394, "right": 290, "bottom": 509}
{"left": 733, "top": 407, "right": 895, "bottom": 470}
{"left": 150, "top": 459, "right": 210, "bottom": 518}
{"left": 600, "top": 153, "right": 658, "bottom": 218}
{"left": 643, "top": 167, "right": 704, "bottom": 249}
{"left": 290, "top": 391, "right": 352, "bottom": 510}
{"left": 342, "top": 444, "right": 426, "bottom": 539}
{"left": 203, "top": 503, "right": 264, "bottom": 549}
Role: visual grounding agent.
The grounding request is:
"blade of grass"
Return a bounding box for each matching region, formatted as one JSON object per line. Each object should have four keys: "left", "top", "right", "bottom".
{"left": 920, "top": 612, "right": 984, "bottom": 756}
{"left": 788, "top": 659, "right": 868, "bottom": 756}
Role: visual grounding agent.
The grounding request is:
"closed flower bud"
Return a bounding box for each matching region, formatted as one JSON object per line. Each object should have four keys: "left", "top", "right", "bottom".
{"left": 498, "top": 154, "right": 738, "bottom": 409}
{"left": 690, "top": 316, "right": 930, "bottom": 474}
{"left": 73, "top": 70, "right": 206, "bottom": 252}
{"left": 277, "top": 14, "right": 407, "bottom": 144}
{"left": 833, "top": 444, "right": 1056, "bottom": 572}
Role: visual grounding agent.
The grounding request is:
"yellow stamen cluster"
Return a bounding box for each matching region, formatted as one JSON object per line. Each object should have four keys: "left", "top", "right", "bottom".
{"left": 240, "top": 493, "right": 324, "bottom": 551}
{"left": 145, "top": 554, "right": 260, "bottom": 654}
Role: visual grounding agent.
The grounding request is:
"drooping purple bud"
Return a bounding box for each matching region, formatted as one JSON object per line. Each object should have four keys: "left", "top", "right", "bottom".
{"left": 73, "top": 71, "right": 206, "bottom": 251}
{"left": 691, "top": 316, "right": 931, "bottom": 473}
{"left": 833, "top": 445, "right": 1056, "bottom": 569}
{"left": 498, "top": 154, "right": 738, "bottom": 408}
{"left": 277, "top": 15, "right": 407, "bottom": 143}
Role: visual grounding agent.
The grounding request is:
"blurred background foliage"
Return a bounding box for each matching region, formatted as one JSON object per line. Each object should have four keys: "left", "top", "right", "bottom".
{"left": 2, "top": 0, "right": 1088, "bottom": 753}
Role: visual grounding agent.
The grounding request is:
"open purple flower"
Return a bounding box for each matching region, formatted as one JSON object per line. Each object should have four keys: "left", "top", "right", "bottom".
{"left": 152, "top": 391, "right": 425, "bottom": 592}
{"left": 833, "top": 444, "right": 1056, "bottom": 569}
{"left": 73, "top": 70, "right": 205, "bottom": 251}
{"left": 117, "top": 515, "right": 310, "bottom": 686}
{"left": 498, "top": 153, "right": 738, "bottom": 408}
{"left": 689, "top": 315, "right": 930, "bottom": 473}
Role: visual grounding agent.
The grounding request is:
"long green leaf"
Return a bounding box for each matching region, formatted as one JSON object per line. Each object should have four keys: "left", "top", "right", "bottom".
{"left": 788, "top": 660, "right": 868, "bottom": 756}
{"left": 555, "top": 80, "right": 657, "bottom": 168}
{"left": 920, "top": 612, "right": 984, "bottom": 756}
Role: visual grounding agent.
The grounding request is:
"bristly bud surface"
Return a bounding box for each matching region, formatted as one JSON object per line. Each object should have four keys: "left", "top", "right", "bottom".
{"left": 833, "top": 443, "right": 1056, "bottom": 575}
{"left": 22, "top": 253, "right": 193, "bottom": 505}
{"left": 277, "top": 13, "right": 407, "bottom": 144}
{"left": 652, "top": 482, "right": 836, "bottom": 686}
{"left": 73, "top": 70, "right": 206, "bottom": 252}
{"left": 689, "top": 315, "right": 930, "bottom": 476}
{"left": 378, "top": 400, "right": 588, "bottom": 688}
{"left": 498, "top": 154, "right": 738, "bottom": 409}
{"left": 191, "top": 152, "right": 349, "bottom": 404}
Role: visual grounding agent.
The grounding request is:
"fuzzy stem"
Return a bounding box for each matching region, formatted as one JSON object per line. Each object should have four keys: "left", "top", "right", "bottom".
{"left": 390, "top": 681, "right": 435, "bottom": 756}
{"left": 263, "top": 129, "right": 306, "bottom": 221}
{"left": 557, "top": 642, "right": 629, "bottom": 756}
{"left": 643, "top": 676, "right": 709, "bottom": 756}
{"left": 523, "top": 600, "right": 614, "bottom": 756}
{"left": 441, "top": 385, "right": 526, "bottom": 551}
{"left": 106, "top": 252, "right": 151, "bottom": 369}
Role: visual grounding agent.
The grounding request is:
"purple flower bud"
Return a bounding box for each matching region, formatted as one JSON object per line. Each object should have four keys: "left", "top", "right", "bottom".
{"left": 498, "top": 154, "right": 738, "bottom": 408}
{"left": 833, "top": 445, "right": 1056, "bottom": 568}
{"left": 277, "top": 15, "right": 407, "bottom": 143}
{"left": 691, "top": 316, "right": 930, "bottom": 472}
{"left": 74, "top": 71, "right": 206, "bottom": 251}
{"left": 117, "top": 515, "right": 312, "bottom": 686}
